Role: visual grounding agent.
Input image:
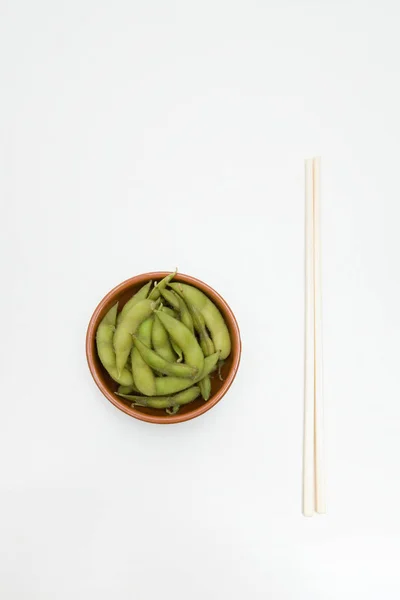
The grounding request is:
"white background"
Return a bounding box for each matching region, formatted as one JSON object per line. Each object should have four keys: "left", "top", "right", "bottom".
{"left": 1, "top": 1, "right": 400, "bottom": 598}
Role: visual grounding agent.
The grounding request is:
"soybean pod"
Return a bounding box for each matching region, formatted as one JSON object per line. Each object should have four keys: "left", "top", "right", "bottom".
{"left": 96, "top": 303, "right": 133, "bottom": 386}
{"left": 131, "top": 316, "right": 156, "bottom": 396}
{"left": 153, "top": 351, "right": 219, "bottom": 395}
{"left": 152, "top": 314, "right": 176, "bottom": 363}
{"left": 113, "top": 299, "right": 159, "bottom": 375}
{"left": 155, "top": 310, "right": 204, "bottom": 374}
{"left": 148, "top": 270, "right": 177, "bottom": 301}
{"left": 132, "top": 336, "right": 198, "bottom": 379}
{"left": 199, "top": 376, "right": 211, "bottom": 401}
{"left": 169, "top": 282, "right": 231, "bottom": 359}
{"left": 117, "top": 281, "right": 152, "bottom": 325}
{"left": 189, "top": 304, "right": 214, "bottom": 356}
{"left": 118, "top": 385, "right": 201, "bottom": 409}
{"left": 160, "top": 288, "right": 180, "bottom": 311}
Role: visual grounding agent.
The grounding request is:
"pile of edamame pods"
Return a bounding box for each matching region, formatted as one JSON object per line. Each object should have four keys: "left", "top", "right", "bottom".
{"left": 96, "top": 271, "right": 231, "bottom": 414}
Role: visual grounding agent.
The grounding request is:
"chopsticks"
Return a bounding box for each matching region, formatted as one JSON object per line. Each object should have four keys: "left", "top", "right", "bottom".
{"left": 303, "top": 157, "right": 326, "bottom": 517}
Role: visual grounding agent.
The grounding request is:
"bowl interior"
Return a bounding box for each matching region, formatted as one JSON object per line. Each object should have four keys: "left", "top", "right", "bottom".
{"left": 87, "top": 272, "right": 241, "bottom": 423}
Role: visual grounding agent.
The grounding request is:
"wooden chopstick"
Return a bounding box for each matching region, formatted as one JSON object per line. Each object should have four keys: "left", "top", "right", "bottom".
{"left": 303, "top": 157, "right": 326, "bottom": 517}
{"left": 303, "top": 158, "right": 316, "bottom": 517}
{"left": 313, "top": 157, "right": 326, "bottom": 514}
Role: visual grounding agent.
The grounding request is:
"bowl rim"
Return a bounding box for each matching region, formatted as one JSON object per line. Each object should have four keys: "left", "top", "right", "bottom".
{"left": 86, "top": 271, "right": 241, "bottom": 424}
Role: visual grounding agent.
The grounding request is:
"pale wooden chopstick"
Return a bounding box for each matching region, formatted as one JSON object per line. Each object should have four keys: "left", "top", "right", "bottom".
{"left": 313, "top": 157, "right": 326, "bottom": 514}
{"left": 303, "top": 157, "right": 326, "bottom": 517}
{"left": 303, "top": 158, "right": 315, "bottom": 517}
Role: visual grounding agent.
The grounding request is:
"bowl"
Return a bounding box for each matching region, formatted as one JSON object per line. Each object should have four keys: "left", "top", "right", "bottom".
{"left": 86, "top": 272, "right": 241, "bottom": 424}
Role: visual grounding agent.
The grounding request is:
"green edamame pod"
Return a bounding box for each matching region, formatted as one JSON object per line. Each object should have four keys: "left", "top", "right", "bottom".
{"left": 117, "top": 281, "right": 152, "bottom": 325}
{"left": 118, "top": 385, "right": 201, "bottom": 409}
{"left": 117, "top": 384, "right": 140, "bottom": 394}
{"left": 160, "top": 305, "right": 179, "bottom": 319}
{"left": 171, "top": 340, "right": 183, "bottom": 362}
{"left": 155, "top": 311, "right": 204, "bottom": 374}
{"left": 158, "top": 305, "right": 182, "bottom": 360}
{"left": 171, "top": 290, "right": 194, "bottom": 334}
{"left": 131, "top": 348, "right": 156, "bottom": 396}
{"left": 130, "top": 317, "right": 156, "bottom": 396}
{"left": 113, "top": 299, "right": 159, "bottom": 375}
{"left": 133, "top": 335, "right": 198, "bottom": 378}
{"left": 148, "top": 270, "right": 177, "bottom": 301}
{"left": 169, "top": 282, "right": 231, "bottom": 359}
{"left": 152, "top": 315, "right": 177, "bottom": 363}
{"left": 96, "top": 303, "right": 133, "bottom": 386}
{"left": 199, "top": 376, "right": 211, "bottom": 401}
{"left": 137, "top": 315, "right": 154, "bottom": 347}
{"left": 160, "top": 288, "right": 180, "bottom": 311}
{"left": 189, "top": 304, "right": 214, "bottom": 356}
{"left": 160, "top": 306, "right": 178, "bottom": 319}
{"left": 154, "top": 351, "right": 219, "bottom": 395}
{"left": 200, "top": 336, "right": 214, "bottom": 357}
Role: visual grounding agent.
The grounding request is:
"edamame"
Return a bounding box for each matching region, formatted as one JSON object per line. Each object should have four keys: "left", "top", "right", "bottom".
{"left": 133, "top": 336, "right": 198, "bottom": 378}
{"left": 131, "top": 317, "right": 156, "bottom": 396}
{"left": 154, "top": 351, "right": 219, "bottom": 395}
{"left": 155, "top": 310, "right": 204, "bottom": 374}
{"left": 118, "top": 385, "right": 201, "bottom": 409}
{"left": 169, "top": 282, "right": 231, "bottom": 359}
{"left": 117, "top": 281, "right": 152, "bottom": 325}
{"left": 96, "top": 303, "right": 133, "bottom": 386}
{"left": 148, "top": 270, "right": 177, "bottom": 301}
{"left": 152, "top": 314, "right": 176, "bottom": 363}
{"left": 113, "top": 299, "right": 158, "bottom": 375}
{"left": 95, "top": 272, "right": 233, "bottom": 414}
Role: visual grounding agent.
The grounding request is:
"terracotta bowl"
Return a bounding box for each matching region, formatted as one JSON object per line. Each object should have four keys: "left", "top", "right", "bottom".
{"left": 86, "top": 272, "right": 241, "bottom": 424}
